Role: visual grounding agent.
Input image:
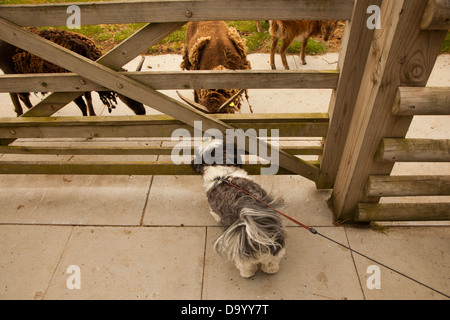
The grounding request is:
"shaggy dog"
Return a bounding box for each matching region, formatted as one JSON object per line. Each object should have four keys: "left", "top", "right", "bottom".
{"left": 192, "top": 140, "right": 286, "bottom": 278}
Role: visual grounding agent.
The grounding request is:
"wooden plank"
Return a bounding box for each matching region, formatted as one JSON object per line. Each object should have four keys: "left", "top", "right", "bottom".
{"left": 392, "top": 87, "right": 450, "bottom": 115}
{"left": 0, "top": 70, "right": 339, "bottom": 93}
{"left": 331, "top": 0, "right": 448, "bottom": 221}
{"left": 317, "top": 0, "right": 381, "bottom": 189}
{"left": 357, "top": 203, "right": 450, "bottom": 222}
{"left": 376, "top": 139, "right": 450, "bottom": 162}
{"left": 98, "top": 22, "right": 186, "bottom": 70}
{"left": 22, "top": 22, "right": 186, "bottom": 118}
{"left": 0, "top": 114, "right": 329, "bottom": 139}
{"left": 0, "top": 145, "right": 323, "bottom": 156}
{"left": 365, "top": 175, "right": 450, "bottom": 197}
{"left": 0, "top": 145, "right": 175, "bottom": 156}
{"left": 0, "top": 160, "right": 312, "bottom": 176}
{"left": 421, "top": 0, "right": 450, "bottom": 30}
{"left": 0, "top": 0, "right": 355, "bottom": 27}
{"left": 0, "top": 18, "right": 321, "bottom": 181}
{"left": 372, "top": 221, "right": 450, "bottom": 227}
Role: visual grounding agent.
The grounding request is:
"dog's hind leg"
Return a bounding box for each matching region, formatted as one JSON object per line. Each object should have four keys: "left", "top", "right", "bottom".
{"left": 235, "top": 259, "right": 258, "bottom": 278}
{"left": 261, "top": 248, "right": 285, "bottom": 275}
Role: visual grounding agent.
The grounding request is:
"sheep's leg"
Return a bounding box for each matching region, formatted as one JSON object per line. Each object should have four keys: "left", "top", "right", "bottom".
{"left": 280, "top": 37, "right": 293, "bottom": 70}
{"left": 18, "top": 93, "right": 34, "bottom": 110}
{"left": 74, "top": 96, "right": 88, "bottom": 116}
{"left": 256, "top": 21, "right": 263, "bottom": 32}
{"left": 270, "top": 36, "right": 279, "bottom": 70}
{"left": 300, "top": 38, "right": 308, "bottom": 65}
{"left": 84, "top": 92, "right": 96, "bottom": 116}
{"left": 10, "top": 93, "right": 23, "bottom": 117}
{"left": 118, "top": 94, "right": 146, "bottom": 115}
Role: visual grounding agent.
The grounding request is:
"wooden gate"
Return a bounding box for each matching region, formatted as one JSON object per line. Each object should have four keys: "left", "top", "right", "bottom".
{"left": 0, "top": 0, "right": 448, "bottom": 222}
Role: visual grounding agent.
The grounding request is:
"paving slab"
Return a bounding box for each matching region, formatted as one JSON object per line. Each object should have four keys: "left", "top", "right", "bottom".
{"left": 202, "top": 226, "right": 364, "bottom": 300}
{"left": 345, "top": 226, "right": 450, "bottom": 300}
{"left": 0, "top": 53, "right": 448, "bottom": 301}
{"left": 44, "top": 226, "right": 206, "bottom": 300}
{"left": 0, "top": 225, "right": 73, "bottom": 300}
{"left": 0, "top": 174, "right": 152, "bottom": 225}
{"left": 143, "top": 174, "right": 333, "bottom": 227}
{"left": 143, "top": 175, "right": 217, "bottom": 226}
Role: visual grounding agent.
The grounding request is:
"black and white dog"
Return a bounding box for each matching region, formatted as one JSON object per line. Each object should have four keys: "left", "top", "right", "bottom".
{"left": 192, "top": 139, "right": 286, "bottom": 278}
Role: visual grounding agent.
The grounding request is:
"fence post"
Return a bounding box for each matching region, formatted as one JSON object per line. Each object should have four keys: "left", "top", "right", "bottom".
{"left": 317, "top": 0, "right": 380, "bottom": 189}
{"left": 330, "top": 0, "right": 447, "bottom": 221}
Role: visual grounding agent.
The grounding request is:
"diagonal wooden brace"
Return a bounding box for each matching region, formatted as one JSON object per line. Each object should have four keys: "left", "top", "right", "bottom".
{"left": 23, "top": 22, "right": 186, "bottom": 117}
{"left": 0, "top": 17, "right": 320, "bottom": 180}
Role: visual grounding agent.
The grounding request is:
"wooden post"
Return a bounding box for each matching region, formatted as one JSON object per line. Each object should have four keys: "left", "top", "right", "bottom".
{"left": 392, "top": 87, "right": 450, "bottom": 115}
{"left": 317, "top": 0, "right": 381, "bottom": 189}
{"left": 331, "top": 0, "right": 448, "bottom": 221}
{"left": 375, "top": 139, "right": 450, "bottom": 162}
{"left": 357, "top": 203, "right": 450, "bottom": 222}
{"left": 365, "top": 175, "right": 450, "bottom": 197}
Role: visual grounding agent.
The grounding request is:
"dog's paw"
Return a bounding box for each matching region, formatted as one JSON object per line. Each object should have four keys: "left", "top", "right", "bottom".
{"left": 237, "top": 263, "right": 258, "bottom": 278}
{"left": 240, "top": 269, "right": 257, "bottom": 278}
{"left": 261, "top": 262, "right": 280, "bottom": 275}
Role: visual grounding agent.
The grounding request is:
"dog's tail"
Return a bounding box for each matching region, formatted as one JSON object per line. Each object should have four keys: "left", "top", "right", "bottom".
{"left": 214, "top": 201, "right": 285, "bottom": 262}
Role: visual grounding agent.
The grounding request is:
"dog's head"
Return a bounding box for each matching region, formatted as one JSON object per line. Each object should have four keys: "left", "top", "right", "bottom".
{"left": 191, "top": 139, "right": 243, "bottom": 175}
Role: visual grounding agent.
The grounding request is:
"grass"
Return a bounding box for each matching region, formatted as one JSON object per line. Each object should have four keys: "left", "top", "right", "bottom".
{"left": 46, "top": 19, "right": 329, "bottom": 56}
{"left": 1, "top": 0, "right": 449, "bottom": 55}
{"left": 441, "top": 32, "right": 450, "bottom": 54}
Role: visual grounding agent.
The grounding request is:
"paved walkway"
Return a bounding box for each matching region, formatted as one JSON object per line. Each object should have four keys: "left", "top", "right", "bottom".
{"left": 0, "top": 54, "right": 448, "bottom": 300}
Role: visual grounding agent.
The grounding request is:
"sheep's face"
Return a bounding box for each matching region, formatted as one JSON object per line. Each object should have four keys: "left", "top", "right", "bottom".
{"left": 321, "top": 21, "right": 338, "bottom": 42}
{"left": 197, "top": 89, "right": 240, "bottom": 114}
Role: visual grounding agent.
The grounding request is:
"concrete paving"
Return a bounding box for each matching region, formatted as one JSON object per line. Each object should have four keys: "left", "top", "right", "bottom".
{"left": 0, "top": 53, "right": 449, "bottom": 300}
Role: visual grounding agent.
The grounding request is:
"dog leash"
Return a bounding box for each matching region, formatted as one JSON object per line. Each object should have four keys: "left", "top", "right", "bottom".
{"left": 218, "top": 177, "right": 450, "bottom": 299}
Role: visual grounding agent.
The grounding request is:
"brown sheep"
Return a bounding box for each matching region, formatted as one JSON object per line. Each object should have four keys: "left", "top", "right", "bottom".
{"left": 270, "top": 20, "right": 338, "bottom": 70}
{"left": 0, "top": 29, "right": 146, "bottom": 117}
{"left": 180, "top": 21, "right": 251, "bottom": 114}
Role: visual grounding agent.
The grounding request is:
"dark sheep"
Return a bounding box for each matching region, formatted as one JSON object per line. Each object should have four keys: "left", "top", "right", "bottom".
{"left": 0, "top": 29, "right": 145, "bottom": 117}
{"left": 180, "top": 21, "right": 252, "bottom": 114}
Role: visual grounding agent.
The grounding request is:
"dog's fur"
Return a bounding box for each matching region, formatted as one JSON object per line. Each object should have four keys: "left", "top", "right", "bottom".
{"left": 192, "top": 140, "right": 286, "bottom": 278}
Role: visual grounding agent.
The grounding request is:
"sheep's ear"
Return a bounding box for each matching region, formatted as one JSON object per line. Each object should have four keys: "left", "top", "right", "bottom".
{"left": 176, "top": 91, "right": 210, "bottom": 113}
{"left": 188, "top": 36, "right": 211, "bottom": 69}
{"left": 227, "top": 27, "right": 247, "bottom": 58}
{"left": 180, "top": 45, "right": 192, "bottom": 70}
{"left": 136, "top": 56, "right": 145, "bottom": 71}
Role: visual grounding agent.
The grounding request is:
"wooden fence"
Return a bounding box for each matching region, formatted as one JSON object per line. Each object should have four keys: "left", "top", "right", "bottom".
{"left": 0, "top": 0, "right": 448, "bottom": 222}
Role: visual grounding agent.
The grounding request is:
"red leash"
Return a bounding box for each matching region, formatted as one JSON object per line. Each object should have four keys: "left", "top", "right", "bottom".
{"left": 219, "top": 177, "right": 450, "bottom": 299}
{"left": 220, "top": 177, "right": 317, "bottom": 234}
